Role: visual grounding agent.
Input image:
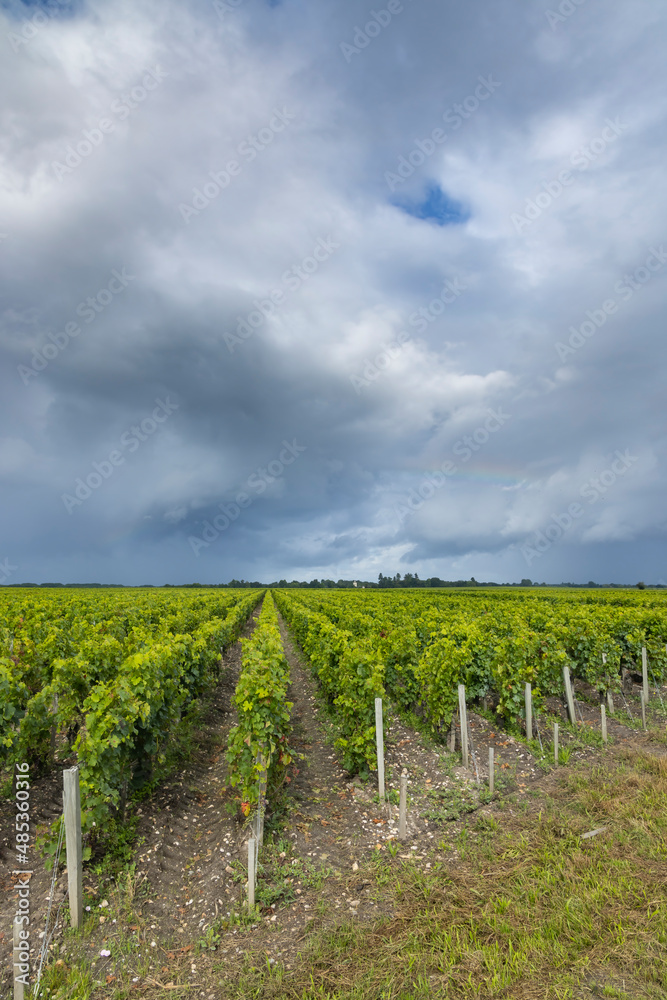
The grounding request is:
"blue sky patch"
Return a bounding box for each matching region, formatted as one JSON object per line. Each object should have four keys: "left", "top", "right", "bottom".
{"left": 393, "top": 183, "right": 470, "bottom": 226}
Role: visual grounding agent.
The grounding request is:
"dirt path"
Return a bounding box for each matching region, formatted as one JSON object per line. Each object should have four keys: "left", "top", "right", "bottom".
{"left": 125, "top": 607, "right": 260, "bottom": 937}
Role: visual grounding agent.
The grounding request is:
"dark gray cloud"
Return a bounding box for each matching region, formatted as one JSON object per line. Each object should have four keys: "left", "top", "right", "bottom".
{"left": 1, "top": 0, "right": 666, "bottom": 584}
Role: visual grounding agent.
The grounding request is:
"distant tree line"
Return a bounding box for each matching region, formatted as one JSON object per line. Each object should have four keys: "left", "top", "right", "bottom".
{"left": 2, "top": 578, "right": 659, "bottom": 589}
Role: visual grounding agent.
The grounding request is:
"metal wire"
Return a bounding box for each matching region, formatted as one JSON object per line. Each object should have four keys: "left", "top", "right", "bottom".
{"left": 466, "top": 719, "right": 480, "bottom": 786}
{"left": 649, "top": 669, "right": 666, "bottom": 712}
{"left": 534, "top": 712, "right": 544, "bottom": 753}
{"left": 34, "top": 816, "right": 66, "bottom": 996}
{"left": 253, "top": 748, "right": 268, "bottom": 873}
{"left": 620, "top": 689, "right": 635, "bottom": 723}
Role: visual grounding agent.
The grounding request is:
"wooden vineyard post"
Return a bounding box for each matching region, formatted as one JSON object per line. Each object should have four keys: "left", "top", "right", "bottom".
{"left": 247, "top": 839, "right": 255, "bottom": 908}
{"left": 375, "top": 698, "right": 385, "bottom": 803}
{"left": 525, "top": 683, "right": 532, "bottom": 740}
{"left": 640, "top": 691, "right": 647, "bottom": 731}
{"left": 562, "top": 666, "right": 577, "bottom": 726}
{"left": 488, "top": 747, "right": 494, "bottom": 795}
{"left": 255, "top": 750, "right": 267, "bottom": 847}
{"left": 458, "top": 685, "right": 469, "bottom": 769}
{"left": 601, "top": 704, "right": 607, "bottom": 743}
{"left": 602, "top": 653, "right": 614, "bottom": 713}
{"left": 554, "top": 723, "right": 559, "bottom": 765}
{"left": 641, "top": 647, "right": 649, "bottom": 708}
{"left": 398, "top": 773, "right": 407, "bottom": 840}
{"left": 63, "top": 766, "right": 83, "bottom": 929}
{"left": 13, "top": 920, "right": 25, "bottom": 1000}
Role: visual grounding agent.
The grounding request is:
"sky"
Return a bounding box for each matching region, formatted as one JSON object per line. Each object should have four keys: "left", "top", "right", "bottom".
{"left": 1, "top": 0, "right": 666, "bottom": 586}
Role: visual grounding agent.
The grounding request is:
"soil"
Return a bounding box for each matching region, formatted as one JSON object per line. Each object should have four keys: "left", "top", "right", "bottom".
{"left": 1, "top": 602, "right": 665, "bottom": 999}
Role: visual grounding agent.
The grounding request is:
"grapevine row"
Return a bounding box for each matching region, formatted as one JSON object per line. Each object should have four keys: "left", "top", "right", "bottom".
{"left": 7, "top": 591, "right": 261, "bottom": 857}
{"left": 226, "top": 592, "right": 294, "bottom": 817}
{"left": 0, "top": 590, "right": 246, "bottom": 762}
{"left": 274, "top": 588, "right": 667, "bottom": 771}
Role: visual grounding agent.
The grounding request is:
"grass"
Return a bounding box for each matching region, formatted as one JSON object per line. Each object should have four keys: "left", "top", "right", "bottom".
{"left": 422, "top": 783, "right": 481, "bottom": 823}
{"left": 19, "top": 662, "right": 667, "bottom": 1000}
{"left": 221, "top": 742, "right": 667, "bottom": 999}
{"left": 23, "top": 741, "right": 667, "bottom": 999}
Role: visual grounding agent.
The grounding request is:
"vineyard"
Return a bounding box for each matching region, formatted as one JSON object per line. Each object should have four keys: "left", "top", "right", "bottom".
{"left": 274, "top": 586, "right": 667, "bottom": 770}
{"left": 0, "top": 588, "right": 263, "bottom": 852}
{"left": 2, "top": 585, "right": 667, "bottom": 999}
{"left": 2, "top": 585, "right": 667, "bottom": 848}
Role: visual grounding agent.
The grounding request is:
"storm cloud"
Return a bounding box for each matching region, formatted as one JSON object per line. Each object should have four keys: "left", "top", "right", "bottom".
{"left": 1, "top": 0, "right": 666, "bottom": 584}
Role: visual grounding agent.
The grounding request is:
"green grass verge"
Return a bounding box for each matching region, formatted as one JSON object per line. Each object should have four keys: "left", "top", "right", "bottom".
{"left": 225, "top": 743, "right": 667, "bottom": 999}
{"left": 21, "top": 741, "right": 667, "bottom": 999}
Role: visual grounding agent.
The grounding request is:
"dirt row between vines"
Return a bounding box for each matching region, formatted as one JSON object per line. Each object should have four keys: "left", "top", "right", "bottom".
{"left": 1, "top": 598, "right": 666, "bottom": 998}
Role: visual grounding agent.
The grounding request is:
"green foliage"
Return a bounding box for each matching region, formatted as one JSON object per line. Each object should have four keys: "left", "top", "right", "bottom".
{"left": 273, "top": 590, "right": 385, "bottom": 772}
{"left": 274, "top": 587, "right": 667, "bottom": 743}
{"left": 226, "top": 592, "right": 294, "bottom": 815}
{"left": 23, "top": 590, "right": 261, "bottom": 858}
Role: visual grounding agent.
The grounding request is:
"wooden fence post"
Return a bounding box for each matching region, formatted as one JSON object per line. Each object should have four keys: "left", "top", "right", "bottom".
{"left": 553, "top": 723, "right": 559, "bottom": 765}
{"left": 63, "top": 766, "right": 83, "bottom": 929}
{"left": 375, "top": 698, "right": 385, "bottom": 803}
{"left": 525, "top": 683, "right": 532, "bottom": 740}
{"left": 602, "top": 653, "right": 614, "bottom": 712}
{"left": 458, "top": 685, "right": 469, "bottom": 769}
{"left": 398, "top": 773, "right": 407, "bottom": 840}
{"left": 488, "top": 747, "right": 494, "bottom": 795}
{"left": 641, "top": 647, "right": 649, "bottom": 707}
{"left": 600, "top": 704, "right": 607, "bottom": 743}
{"left": 247, "top": 839, "right": 255, "bottom": 908}
{"left": 562, "top": 666, "right": 577, "bottom": 726}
